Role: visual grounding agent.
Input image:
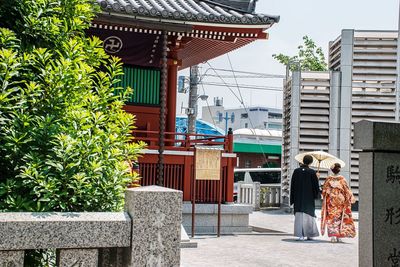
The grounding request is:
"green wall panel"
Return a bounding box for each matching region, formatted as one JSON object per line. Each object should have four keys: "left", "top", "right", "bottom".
{"left": 115, "top": 65, "right": 161, "bottom": 105}
{"left": 233, "top": 142, "right": 282, "bottom": 155}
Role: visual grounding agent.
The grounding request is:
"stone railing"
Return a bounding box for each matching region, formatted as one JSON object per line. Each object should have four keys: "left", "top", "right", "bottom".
{"left": 236, "top": 181, "right": 260, "bottom": 211}
{"left": 260, "top": 184, "right": 281, "bottom": 208}
{"left": 236, "top": 182, "right": 281, "bottom": 210}
{"left": 0, "top": 186, "right": 182, "bottom": 267}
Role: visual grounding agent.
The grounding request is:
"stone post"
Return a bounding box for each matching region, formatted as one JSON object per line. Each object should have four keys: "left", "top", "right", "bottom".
{"left": 57, "top": 249, "right": 98, "bottom": 267}
{"left": 124, "top": 186, "right": 182, "bottom": 267}
{"left": 338, "top": 29, "right": 354, "bottom": 184}
{"left": 354, "top": 120, "right": 400, "bottom": 267}
{"left": 253, "top": 182, "right": 261, "bottom": 211}
{"left": 0, "top": 251, "right": 24, "bottom": 267}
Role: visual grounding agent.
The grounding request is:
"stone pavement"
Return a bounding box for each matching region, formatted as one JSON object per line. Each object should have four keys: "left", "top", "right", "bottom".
{"left": 181, "top": 209, "right": 358, "bottom": 267}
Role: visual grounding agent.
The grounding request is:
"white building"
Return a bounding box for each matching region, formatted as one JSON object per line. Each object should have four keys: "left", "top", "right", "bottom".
{"left": 201, "top": 98, "right": 283, "bottom": 133}
{"left": 282, "top": 30, "right": 398, "bottom": 207}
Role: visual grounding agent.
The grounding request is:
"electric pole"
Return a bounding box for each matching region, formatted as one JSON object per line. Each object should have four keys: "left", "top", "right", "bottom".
{"left": 188, "top": 65, "right": 199, "bottom": 134}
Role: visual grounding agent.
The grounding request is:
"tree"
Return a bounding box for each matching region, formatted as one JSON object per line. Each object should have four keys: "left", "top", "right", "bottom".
{"left": 273, "top": 36, "right": 328, "bottom": 71}
{"left": 0, "top": 0, "right": 144, "bottom": 264}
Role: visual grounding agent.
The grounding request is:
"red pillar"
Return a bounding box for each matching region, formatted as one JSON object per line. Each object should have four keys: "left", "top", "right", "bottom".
{"left": 166, "top": 62, "right": 178, "bottom": 134}
{"left": 183, "top": 155, "right": 192, "bottom": 201}
{"left": 225, "top": 157, "right": 235, "bottom": 203}
{"left": 225, "top": 129, "right": 235, "bottom": 202}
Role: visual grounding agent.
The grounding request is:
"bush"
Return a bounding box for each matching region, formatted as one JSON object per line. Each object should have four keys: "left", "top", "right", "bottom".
{"left": 0, "top": 1, "right": 144, "bottom": 263}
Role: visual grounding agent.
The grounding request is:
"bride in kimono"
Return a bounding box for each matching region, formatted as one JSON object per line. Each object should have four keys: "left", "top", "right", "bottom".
{"left": 321, "top": 163, "right": 356, "bottom": 242}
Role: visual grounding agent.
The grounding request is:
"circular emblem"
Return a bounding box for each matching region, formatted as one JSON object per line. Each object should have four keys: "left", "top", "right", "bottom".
{"left": 103, "top": 36, "right": 123, "bottom": 54}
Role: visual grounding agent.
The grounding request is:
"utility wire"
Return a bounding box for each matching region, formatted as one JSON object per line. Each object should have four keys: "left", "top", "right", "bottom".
{"left": 205, "top": 62, "right": 244, "bottom": 105}
{"left": 207, "top": 68, "right": 286, "bottom": 79}
{"left": 226, "top": 54, "right": 270, "bottom": 165}
{"left": 201, "top": 82, "right": 282, "bottom": 91}
{"left": 197, "top": 61, "right": 282, "bottom": 167}
{"left": 199, "top": 69, "right": 219, "bottom": 130}
{"left": 203, "top": 74, "right": 280, "bottom": 79}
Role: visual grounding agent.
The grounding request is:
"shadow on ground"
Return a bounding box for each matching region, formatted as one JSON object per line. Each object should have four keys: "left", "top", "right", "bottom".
{"left": 281, "top": 238, "right": 352, "bottom": 244}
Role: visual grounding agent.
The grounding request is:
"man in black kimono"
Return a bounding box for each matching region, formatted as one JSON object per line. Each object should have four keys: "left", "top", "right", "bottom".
{"left": 290, "top": 155, "right": 320, "bottom": 241}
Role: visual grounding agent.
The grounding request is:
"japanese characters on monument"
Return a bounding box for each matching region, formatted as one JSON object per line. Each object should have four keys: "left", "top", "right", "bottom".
{"left": 374, "top": 153, "right": 400, "bottom": 267}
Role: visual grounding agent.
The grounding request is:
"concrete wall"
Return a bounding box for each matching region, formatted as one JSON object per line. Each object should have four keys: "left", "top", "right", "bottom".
{"left": 182, "top": 203, "right": 253, "bottom": 234}
{"left": 0, "top": 186, "right": 182, "bottom": 267}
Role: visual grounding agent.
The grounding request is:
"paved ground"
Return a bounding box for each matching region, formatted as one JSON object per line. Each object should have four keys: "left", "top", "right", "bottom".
{"left": 181, "top": 209, "right": 358, "bottom": 267}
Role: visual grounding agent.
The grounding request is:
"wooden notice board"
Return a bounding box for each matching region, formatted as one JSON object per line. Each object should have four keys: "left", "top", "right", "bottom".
{"left": 195, "top": 148, "right": 221, "bottom": 180}
{"left": 192, "top": 147, "right": 223, "bottom": 237}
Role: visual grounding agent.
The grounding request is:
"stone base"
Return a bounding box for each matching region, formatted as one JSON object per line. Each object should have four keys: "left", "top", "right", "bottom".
{"left": 182, "top": 203, "right": 252, "bottom": 235}
{"left": 0, "top": 251, "right": 24, "bottom": 267}
{"left": 180, "top": 225, "right": 198, "bottom": 248}
{"left": 57, "top": 249, "right": 98, "bottom": 267}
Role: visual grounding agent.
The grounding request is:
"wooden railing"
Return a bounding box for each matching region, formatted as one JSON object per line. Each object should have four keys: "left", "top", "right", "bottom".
{"left": 132, "top": 130, "right": 233, "bottom": 152}
{"left": 133, "top": 131, "right": 235, "bottom": 203}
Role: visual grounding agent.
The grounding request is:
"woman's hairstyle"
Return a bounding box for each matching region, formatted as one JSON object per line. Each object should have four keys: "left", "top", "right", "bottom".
{"left": 331, "top": 163, "right": 341, "bottom": 174}
{"left": 303, "top": 155, "right": 314, "bottom": 165}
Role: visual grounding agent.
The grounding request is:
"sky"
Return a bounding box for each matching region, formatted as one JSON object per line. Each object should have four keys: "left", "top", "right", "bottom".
{"left": 176, "top": 0, "right": 399, "bottom": 117}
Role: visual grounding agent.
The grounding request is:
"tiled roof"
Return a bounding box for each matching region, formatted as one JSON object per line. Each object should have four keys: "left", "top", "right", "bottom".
{"left": 97, "top": 0, "right": 280, "bottom": 26}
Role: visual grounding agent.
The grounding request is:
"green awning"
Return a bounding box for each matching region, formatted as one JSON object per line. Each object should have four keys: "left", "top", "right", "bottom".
{"left": 233, "top": 142, "right": 281, "bottom": 155}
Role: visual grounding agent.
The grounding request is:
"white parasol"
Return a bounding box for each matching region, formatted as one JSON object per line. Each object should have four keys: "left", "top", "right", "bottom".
{"left": 294, "top": 150, "right": 345, "bottom": 173}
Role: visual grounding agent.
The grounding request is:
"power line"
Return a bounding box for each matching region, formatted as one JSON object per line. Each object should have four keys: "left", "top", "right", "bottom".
{"left": 199, "top": 71, "right": 219, "bottom": 130}
{"left": 226, "top": 54, "right": 270, "bottom": 165}
{"left": 201, "top": 82, "right": 282, "bottom": 91}
{"left": 205, "top": 62, "right": 244, "bottom": 105}
{"left": 198, "top": 61, "right": 282, "bottom": 166}
{"left": 206, "top": 68, "right": 286, "bottom": 79}
{"left": 203, "top": 74, "right": 279, "bottom": 79}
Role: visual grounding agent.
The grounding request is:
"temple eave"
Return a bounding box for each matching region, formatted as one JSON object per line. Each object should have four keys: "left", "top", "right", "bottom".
{"left": 95, "top": 12, "right": 274, "bottom": 32}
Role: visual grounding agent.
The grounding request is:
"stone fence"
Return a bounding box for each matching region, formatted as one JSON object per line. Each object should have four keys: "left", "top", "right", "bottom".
{"left": 0, "top": 186, "right": 182, "bottom": 267}
{"left": 260, "top": 184, "right": 281, "bottom": 208}
{"left": 237, "top": 181, "right": 260, "bottom": 211}
{"left": 236, "top": 182, "right": 282, "bottom": 210}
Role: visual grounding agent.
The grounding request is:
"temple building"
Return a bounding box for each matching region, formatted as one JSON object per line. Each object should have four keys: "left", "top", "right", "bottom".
{"left": 88, "top": 0, "right": 279, "bottom": 214}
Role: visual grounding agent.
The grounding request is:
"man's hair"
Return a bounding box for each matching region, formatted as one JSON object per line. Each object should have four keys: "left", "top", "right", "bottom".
{"left": 303, "top": 155, "right": 314, "bottom": 165}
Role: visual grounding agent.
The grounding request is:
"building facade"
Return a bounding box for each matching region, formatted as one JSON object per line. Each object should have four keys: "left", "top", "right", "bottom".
{"left": 233, "top": 128, "right": 282, "bottom": 168}
{"left": 282, "top": 30, "right": 398, "bottom": 206}
{"left": 202, "top": 99, "right": 283, "bottom": 132}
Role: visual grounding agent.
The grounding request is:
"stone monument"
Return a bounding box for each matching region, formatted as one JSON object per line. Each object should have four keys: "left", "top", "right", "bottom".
{"left": 354, "top": 120, "right": 400, "bottom": 267}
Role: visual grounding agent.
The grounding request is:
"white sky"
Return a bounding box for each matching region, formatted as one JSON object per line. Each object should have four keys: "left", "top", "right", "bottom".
{"left": 177, "top": 0, "right": 399, "bottom": 117}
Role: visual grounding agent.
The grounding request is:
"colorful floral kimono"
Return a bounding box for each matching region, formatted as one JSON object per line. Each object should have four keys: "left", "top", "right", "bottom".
{"left": 321, "top": 175, "right": 356, "bottom": 238}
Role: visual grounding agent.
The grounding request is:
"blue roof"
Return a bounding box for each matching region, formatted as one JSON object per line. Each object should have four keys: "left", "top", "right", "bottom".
{"left": 176, "top": 116, "right": 225, "bottom": 136}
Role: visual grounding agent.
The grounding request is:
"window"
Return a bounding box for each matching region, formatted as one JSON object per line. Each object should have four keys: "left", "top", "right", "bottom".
{"left": 241, "top": 113, "right": 248, "bottom": 119}
{"left": 268, "top": 123, "right": 282, "bottom": 130}
{"left": 245, "top": 160, "right": 251, "bottom": 168}
{"left": 268, "top": 113, "right": 282, "bottom": 119}
{"left": 249, "top": 108, "right": 268, "bottom": 112}
{"left": 234, "top": 168, "right": 281, "bottom": 184}
{"left": 244, "top": 123, "right": 248, "bottom": 128}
